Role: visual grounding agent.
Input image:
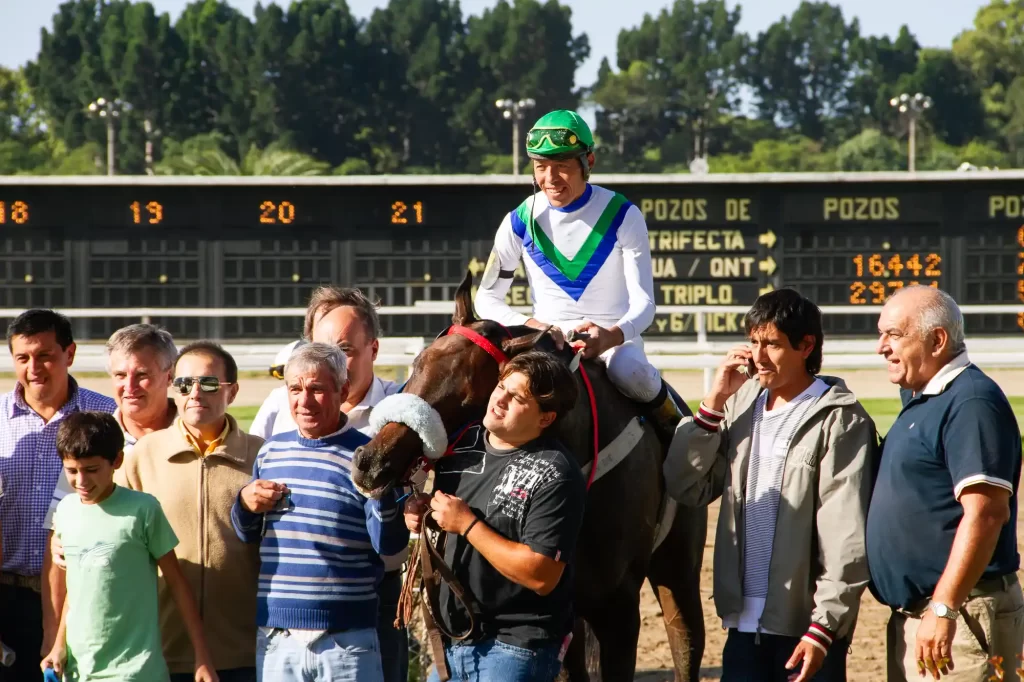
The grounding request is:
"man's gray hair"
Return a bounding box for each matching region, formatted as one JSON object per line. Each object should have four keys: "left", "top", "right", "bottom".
{"left": 106, "top": 324, "right": 177, "bottom": 373}
{"left": 897, "top": 285, "right": 967, "bottom": 354}
{"left": 285, "top": 342, "right": 348, "bottom": 390}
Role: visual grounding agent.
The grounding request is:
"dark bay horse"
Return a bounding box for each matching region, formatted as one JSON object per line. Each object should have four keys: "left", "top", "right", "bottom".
{"left": 352, "top": 273, "right": 707, "bottom": 682}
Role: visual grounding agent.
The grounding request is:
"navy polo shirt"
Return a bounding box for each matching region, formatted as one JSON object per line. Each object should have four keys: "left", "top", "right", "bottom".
{"left": 867, "top": 355, "right": 1021, "bottom": 609}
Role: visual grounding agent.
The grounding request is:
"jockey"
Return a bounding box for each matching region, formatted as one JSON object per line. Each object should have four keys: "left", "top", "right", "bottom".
{"left": 474, "top": 108, "right": 685, "bottom": 437}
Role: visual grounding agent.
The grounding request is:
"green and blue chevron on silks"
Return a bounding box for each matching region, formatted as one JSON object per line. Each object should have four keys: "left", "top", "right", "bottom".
{"left": 510, "top": 192, "right": 632, "bottom": 301}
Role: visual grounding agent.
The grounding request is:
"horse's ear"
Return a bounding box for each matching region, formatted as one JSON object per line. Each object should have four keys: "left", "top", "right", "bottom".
{"left": 452, "top": 270, "right": 476, "bottom": 327}
{"left": 501, "top": 328, "right": 547, "bottom": 357}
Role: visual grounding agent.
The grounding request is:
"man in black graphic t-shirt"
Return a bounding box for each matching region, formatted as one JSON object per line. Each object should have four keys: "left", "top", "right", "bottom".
{"left": 405, "top": 351, "right": 585, "bottom": 682}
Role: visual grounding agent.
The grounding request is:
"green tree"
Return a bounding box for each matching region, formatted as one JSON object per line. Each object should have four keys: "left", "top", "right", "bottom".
{"left": 463, "top": 0, "right": 590, "bottom": 158}
{"left": 835, "top": 129, "right": 902, "bottom": 171}
{"left": 156, "top": 135, "right": 329, "bottom": 175}
{"left": 895, "top": 49, "right": 986, "bottom": 147}
{"left": 746, "top": 1, "right": 860, "bottom": 142}
{"left": 607, "top": 0, "right": 747, "bottom": 161}
{"left": 847, "top": 26, "right": 920, "bottom": 134}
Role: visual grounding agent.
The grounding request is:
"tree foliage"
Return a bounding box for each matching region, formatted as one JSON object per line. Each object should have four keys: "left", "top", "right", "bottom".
{"left": 1, "top": 0, "right": 1021, "bottom": 175}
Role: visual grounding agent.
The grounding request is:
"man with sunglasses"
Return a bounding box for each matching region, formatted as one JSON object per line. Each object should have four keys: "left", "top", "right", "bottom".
{"left": 113, "top": 341, "right": 265, "bottom": 682}
{"left": 473, "top": 109, "right": 684, "bottom": 441}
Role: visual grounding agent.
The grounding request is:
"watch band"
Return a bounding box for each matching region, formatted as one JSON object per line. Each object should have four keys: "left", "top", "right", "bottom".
{"left": 928, "top": 601, "right": 958, "bottom": 620}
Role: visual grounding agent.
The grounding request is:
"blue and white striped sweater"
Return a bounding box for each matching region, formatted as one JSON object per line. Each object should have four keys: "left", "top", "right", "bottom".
{"left": 231, "top": 426, "right": 409, "bottom": 631}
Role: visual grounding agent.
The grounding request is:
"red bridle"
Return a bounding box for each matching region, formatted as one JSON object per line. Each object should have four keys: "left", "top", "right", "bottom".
{"left": 446, "top": 324, "right": 510, "bottom": 367}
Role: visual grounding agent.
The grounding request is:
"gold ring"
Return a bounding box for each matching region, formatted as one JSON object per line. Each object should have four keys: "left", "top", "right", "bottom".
{"left": 917, "top": 660, "right": 926, "bottom": 671}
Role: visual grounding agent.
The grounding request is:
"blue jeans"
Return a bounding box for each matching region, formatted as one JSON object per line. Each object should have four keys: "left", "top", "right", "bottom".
{"left": 171, "top": 668, "right": 256, "bottom": 682}
{"left": 721, "top": 629, "right": 848, "bottom": 682}
{"left": 256, "top": 627, "right": 384, "bottom": 682}
{"left": 426, "top": 638, "right": 563, "bottom": 682}
{"left": 378, "top": 571, "right": 409, "bottom": 682}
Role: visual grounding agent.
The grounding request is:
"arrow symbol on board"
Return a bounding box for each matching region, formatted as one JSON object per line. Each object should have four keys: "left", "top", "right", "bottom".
{"left": 467, "top": 258, "right": 485, "bottom": 276}
{"left": 758, "top": 256, "right": 777, "bottom": 275}
{"left": 758, "top": 230, "right": 777, "bottom": 249}
{"left": 760, "top": 284, "right": 775, "bottom": 296}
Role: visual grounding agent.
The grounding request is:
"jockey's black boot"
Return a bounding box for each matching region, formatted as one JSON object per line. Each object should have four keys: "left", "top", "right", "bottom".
{"left": 645, "top": 380, "right": 687, "bottom": 447}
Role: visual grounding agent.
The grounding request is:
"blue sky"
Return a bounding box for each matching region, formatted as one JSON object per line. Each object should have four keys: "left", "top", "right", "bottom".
{"left": 2, "top": 0, "right": 988, "bottom": 91}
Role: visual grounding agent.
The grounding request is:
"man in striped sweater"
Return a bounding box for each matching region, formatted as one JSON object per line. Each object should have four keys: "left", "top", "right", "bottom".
{"left": 231, "top": 343, "right": 409, "bottom": 682}
{"left": 664, "top": 290, "right": 878, "bottom": 682}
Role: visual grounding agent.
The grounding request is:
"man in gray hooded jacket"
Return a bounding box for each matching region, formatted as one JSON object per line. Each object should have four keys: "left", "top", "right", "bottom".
{"left": 664, "top": 289, "right": 878, "bottom": 682}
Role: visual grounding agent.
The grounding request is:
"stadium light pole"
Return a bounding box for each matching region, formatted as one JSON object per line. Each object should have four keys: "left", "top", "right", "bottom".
{"left": 87, "top": 97, "right": 131, "bottom": 176}
{"left": 889, "top": 92, "right": 932, "bottom": 173}
{"left": 495, "top": 98, "right": 536, "bottom": 175}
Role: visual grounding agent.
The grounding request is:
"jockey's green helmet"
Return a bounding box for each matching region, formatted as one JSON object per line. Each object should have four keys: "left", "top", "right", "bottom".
{"left": 525, "top": 109, "right": 594, "bottom": 161}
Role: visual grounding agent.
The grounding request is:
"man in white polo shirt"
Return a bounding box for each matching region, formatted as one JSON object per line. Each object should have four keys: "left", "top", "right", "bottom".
{"left": 248, "top": 286, "right": 405, "bottom": 682}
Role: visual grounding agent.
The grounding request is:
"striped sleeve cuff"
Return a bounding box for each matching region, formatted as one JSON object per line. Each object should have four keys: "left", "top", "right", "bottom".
{"left": 801, "top": 623, "right": 834, "bottom": 654}
{"left": 694, "top": 402, "right": 725, "bottom": 432}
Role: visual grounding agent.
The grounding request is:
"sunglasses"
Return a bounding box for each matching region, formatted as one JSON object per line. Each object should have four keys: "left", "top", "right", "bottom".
{"left": 172, "top": 376, "right": 233, "bottom": 395}
{"left": 526, "top": 128, "right": 587, "bottom": 151}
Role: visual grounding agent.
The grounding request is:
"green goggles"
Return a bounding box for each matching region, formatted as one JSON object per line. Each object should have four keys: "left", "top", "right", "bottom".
{"left": 525, "top": 128, "right": 587, "bottom": 152}
{"left": 172, "top": 376, "right": 233, "bottom": 395}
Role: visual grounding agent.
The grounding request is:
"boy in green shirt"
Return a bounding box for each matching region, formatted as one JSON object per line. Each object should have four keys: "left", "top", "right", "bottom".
{"left": 41, "top": 411, "right": 218, "bottom": 682}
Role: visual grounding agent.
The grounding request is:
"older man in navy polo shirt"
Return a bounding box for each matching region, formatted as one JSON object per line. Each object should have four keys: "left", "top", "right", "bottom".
{"left": 867, "top": 285, "right": 1024, "bottom": 682}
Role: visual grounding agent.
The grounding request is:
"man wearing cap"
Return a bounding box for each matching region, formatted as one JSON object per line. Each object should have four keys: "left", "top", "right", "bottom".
{"left": 473, "top": 109, "right": 684, "bottom": 440}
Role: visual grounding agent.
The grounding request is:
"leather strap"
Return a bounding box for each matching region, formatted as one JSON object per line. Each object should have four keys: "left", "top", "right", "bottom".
{"left": 448, "top": 325, "right": 508, "bottom": 367}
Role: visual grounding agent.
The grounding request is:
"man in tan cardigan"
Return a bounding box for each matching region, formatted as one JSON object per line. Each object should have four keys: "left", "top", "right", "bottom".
{"left": 117, "top": 341, "right": 264, "bottom": 682}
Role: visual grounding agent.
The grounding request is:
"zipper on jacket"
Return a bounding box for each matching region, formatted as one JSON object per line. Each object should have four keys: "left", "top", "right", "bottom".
{"left": 199, "top": 456, "right": 208, "bottom": 618}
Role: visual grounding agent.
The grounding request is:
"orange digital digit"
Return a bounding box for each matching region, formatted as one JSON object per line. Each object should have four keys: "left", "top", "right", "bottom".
{"left": 905, "top": 253, "right": 923, "bottom": 276}
{"left": 852, "top": 254, "right": 863, "bottom": 277}
{"left": 1018, "top": 253, "right": 1024, "bottom": 276}
{"left": 12, "top": 201, "right": 28, "bottom": 224}
{"left": 868, "top": 254, "right": 884, "bottom": 277}
{"left": 260, "top": 201, "right": 276, "bottom": 224}
{"left": 849, "top": 281, "right": 867, "bottom": 305}
{"left": 869, "top": 281, "right": 886, "bottom": 303}
{"left": 886, "top": 255, "right": 904, "bottom": 276}
{"left": 1018, "top": 280, "right": 1024, "bottom": 304}
{"left": 413, "top": 201, "right": 424, "bottom": 223}
{"left": 1018, "top": 225, "right": 1024, "bottom": 248}
{"left": 147, "top": 201, "right": 164, "bottom": 224}
{"left": 1018, "top": 312, "right": 1024, "bottom": 332}
{"left": 391, "top": 201, "right": 408, "bottom": 224}
{"left": 924, "top": 253, "right": 942, "bottom": 277}
{"left": 0, "top": 201, "right": 6, "bottom": 224}
{"left": 278, "top": 201, "right": 295, "bottom": 224}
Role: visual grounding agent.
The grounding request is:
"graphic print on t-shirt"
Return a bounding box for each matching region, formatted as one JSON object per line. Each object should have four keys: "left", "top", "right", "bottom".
{"left": 489, "top": 455, "right": 561, "bottom": 522}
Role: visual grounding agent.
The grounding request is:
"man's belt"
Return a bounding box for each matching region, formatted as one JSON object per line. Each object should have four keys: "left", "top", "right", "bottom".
{"left": 0, "top": 571, "right": 41, "bottom": 593}
{"left": 902, "top": 573, "right": 1019, "bottom": 614}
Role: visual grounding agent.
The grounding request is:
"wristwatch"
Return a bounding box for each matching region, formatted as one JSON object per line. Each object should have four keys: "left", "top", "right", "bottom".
{"left": 928, "top": 601, "right": 958, "bottom": 620}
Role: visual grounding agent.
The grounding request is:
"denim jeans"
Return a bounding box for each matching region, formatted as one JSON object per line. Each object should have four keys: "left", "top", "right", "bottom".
{"left": 171, "top": 668, "right": 256, "bottom": 682}
{"left": 378, "top": 571, "right": 409, "bottom": 682}
{"left": 256, "top": 627, "right": 383, "bottom": 682}
{"left": 426, "top": 638, "right": 563, "bottom": 682}
{"left": 721, "top": 629, "right": 849, "bottom": 682}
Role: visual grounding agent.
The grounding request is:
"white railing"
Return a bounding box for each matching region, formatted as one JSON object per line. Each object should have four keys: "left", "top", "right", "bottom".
{"left": 3, "top": 304, "right": 1023, "bottom": 391}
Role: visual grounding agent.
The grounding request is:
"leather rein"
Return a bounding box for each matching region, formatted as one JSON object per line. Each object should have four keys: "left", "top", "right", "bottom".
{"left": 394, "top": 323, "right": 599, "bottom": 680}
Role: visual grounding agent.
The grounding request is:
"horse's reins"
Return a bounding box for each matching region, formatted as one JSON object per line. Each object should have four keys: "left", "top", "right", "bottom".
{"left": 393, "top": 323, "right": 600, "bottom": 680}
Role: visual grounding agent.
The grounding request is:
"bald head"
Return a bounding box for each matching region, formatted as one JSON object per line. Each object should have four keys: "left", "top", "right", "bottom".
{"left": 312, "top": 305, "right": 379, "bottom": 408}
{"left": 888, "top": 286, "right": 965, "bottom": 355}
{"left": 877, "top": 286, "right": 965, "bottom": 392}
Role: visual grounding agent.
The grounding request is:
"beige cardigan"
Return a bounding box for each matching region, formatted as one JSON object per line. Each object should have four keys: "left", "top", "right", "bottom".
{"left": 116, "top": 414, "right": 264, "bottom": 674}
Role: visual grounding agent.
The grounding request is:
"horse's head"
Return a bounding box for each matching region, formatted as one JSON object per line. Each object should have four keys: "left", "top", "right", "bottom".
{"left": 351, "top": 271, "right": 549, "bottom": 497}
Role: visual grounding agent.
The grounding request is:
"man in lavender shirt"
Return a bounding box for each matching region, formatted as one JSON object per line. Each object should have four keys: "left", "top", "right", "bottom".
{"left": 0, "top": 310, "right": 114, "bottom": 681}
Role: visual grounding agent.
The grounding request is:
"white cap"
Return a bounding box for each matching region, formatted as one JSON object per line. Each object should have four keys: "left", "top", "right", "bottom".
{"left": 273, "top": 339, "right": 307, "bottom": 369}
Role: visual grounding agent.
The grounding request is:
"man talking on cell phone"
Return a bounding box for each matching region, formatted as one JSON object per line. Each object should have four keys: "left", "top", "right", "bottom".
{"left": 664, "top": 289, "right": 879, "bottom": 682}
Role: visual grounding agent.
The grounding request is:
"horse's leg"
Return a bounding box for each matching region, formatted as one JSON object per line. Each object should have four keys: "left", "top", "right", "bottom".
{"left": 561, "top": 617, "right": 590, "bottom": 682}
{"left": 647, "top": 503, "right": 708, "bottom": 682}
{"left": 583, "top": 560, "right": 647, "bottom": 682}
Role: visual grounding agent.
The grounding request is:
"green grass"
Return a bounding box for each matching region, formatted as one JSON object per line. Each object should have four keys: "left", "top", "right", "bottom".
{"left": 232, "top": 397, "right": 1024, "bottom": 439}
{"left": 228, "top": 405, "right": 260, "bottom": 432}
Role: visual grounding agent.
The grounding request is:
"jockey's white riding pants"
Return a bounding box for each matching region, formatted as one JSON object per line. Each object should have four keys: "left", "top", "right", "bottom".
{"left": 552, "top": 319, "right": 662, "bottom": 402}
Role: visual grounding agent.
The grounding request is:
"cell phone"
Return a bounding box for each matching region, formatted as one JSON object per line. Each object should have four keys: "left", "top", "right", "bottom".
{"left": 737, "top": 358, "right": 755, "bottom": 376}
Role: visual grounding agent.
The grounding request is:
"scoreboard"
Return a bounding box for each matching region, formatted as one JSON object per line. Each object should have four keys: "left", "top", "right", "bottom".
{"left": 1, "top": 172, "right": 1024, "bottom": 341}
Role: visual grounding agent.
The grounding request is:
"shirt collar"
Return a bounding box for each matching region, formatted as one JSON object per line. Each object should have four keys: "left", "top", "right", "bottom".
{"left": 176, "top": 416, "right": 233, "bottom": 458}
{"left": 9, "top": 375, "right": 82, "bottom": 419}
{"left": 920, "top": 351, "right": 972, "bottom": 396}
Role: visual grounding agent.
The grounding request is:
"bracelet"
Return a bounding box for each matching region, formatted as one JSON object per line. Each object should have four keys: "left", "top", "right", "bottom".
{"left": 463, "top": 517, "right": 481, "bottom": 537}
